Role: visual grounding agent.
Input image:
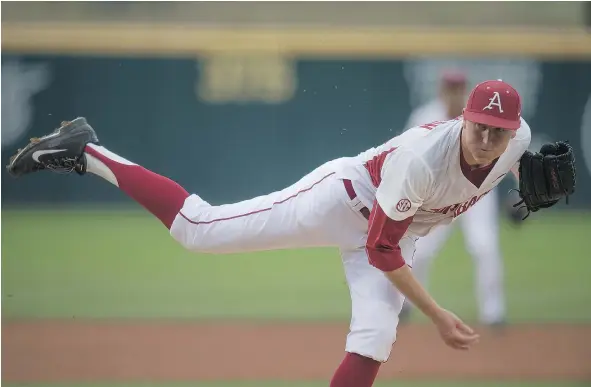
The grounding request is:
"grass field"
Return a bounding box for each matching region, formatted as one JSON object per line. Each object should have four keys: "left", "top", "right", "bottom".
{"left": 2, "top": 209, "right": 590, "bottom": 322}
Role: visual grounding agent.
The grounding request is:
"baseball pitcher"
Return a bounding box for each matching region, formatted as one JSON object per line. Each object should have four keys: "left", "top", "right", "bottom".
{"left": 7, "top": 80, "right": 576, "bottom": 387}
{"left": 400, "top": 71, "right": 507, "bottom": 326}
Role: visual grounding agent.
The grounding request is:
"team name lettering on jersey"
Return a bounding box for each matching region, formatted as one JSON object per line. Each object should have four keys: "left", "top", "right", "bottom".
{"left": 429, "top": 190, "right": 491, "bottom": 218}
{"left": 419, "top": 117, "right": 461, "bottom": 131}
{"left": 420, "top": 120, "right": 446, "bottom": 130}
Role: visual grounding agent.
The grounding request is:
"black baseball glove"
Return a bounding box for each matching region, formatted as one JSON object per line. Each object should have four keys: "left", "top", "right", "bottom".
{"left": 512, "top": 141, "right": 576, "bottom": 219}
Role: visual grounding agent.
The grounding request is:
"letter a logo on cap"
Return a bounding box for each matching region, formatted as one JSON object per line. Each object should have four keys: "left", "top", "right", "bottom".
{"left": 482, "top": 91, "right": 504, "bottom": 113}
{"left": 464, "top": 80, "right": 521, "bottom": 130}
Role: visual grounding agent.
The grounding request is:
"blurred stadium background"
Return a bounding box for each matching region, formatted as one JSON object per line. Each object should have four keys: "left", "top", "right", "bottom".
{"left": 2, "top": 1, "right": 591, "bottom": 387}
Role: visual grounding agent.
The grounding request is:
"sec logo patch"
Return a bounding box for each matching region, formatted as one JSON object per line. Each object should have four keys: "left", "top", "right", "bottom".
{"left": 396, "top": 199, "right": 412, "bottom": 212}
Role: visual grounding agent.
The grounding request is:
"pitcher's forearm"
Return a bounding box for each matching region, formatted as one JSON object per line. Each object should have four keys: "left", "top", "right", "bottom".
{"left": 385, "top": 265, "right": 442, "bottom": 322}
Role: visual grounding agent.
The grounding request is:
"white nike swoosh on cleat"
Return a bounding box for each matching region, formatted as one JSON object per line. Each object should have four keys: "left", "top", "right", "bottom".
{"left": 32, "top": 149, "right": 67, "bottom": 163}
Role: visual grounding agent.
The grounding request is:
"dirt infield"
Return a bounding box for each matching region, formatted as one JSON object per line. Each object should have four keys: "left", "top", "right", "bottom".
{"left": 3, "top": 320, "right": 591, "bottom": 383}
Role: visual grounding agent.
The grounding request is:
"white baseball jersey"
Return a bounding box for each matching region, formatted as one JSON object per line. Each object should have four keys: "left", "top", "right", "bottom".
{"left": 335, "top": 116, "right": 531, "bottom": 272}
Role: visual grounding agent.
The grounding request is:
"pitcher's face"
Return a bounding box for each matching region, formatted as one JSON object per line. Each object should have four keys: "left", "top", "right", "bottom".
{"left": 462, "top": 119, "right": 515, "bottom": 166}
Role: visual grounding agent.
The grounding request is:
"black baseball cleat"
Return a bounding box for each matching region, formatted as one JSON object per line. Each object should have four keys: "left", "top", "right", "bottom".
{"left": 6, "top": 117, "right": 99, "bottom": 178}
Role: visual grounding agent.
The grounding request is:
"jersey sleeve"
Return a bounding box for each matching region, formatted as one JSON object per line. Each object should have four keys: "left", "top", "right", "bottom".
{"left": 366, "top": 149, "right": 432, "bottom": 272}
{"left": 508, "top": 118, "right": 532, "bottom": 183}
{"left": 510, "top": 162, "right": 520, "bottom": 181}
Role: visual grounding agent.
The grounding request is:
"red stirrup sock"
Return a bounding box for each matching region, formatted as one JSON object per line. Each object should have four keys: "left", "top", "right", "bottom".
{"left": 84, "top": 143, "right": 189, "bottom": 229}
{"left": 330, "top": 352, "right": 382, "bottom": 387}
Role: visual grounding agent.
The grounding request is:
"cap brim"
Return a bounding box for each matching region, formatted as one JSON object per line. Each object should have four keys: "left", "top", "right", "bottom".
{"left": 463, "top": 111, "right": 520, "bottom": 130}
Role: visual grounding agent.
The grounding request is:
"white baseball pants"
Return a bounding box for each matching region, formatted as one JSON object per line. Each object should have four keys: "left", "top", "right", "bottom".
{"left": 410, "top": 188, "right": 505, "bottom": 324}
{"left": 170, "top": 158, "right": 415, "bottom": 362}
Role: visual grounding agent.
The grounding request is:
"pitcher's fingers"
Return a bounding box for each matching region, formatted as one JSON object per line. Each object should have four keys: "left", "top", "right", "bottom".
{"left": 455, "top": 332, "right": 480, "bottom": 346}
{"left": 457, "top": 322, "right": 475, "bottom": 335}
{"left": 463, "top": 333, "right": 480, "bottom": 344}
{"left": 445, "top": 339, "right": 461, "bottom": 350}
{"left": 458, "top": 327, "right": 480, "bottom": 342}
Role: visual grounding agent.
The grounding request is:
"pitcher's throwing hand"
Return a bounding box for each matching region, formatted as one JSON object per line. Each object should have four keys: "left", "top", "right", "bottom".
{"left": 434, "top": 308, "right": 480, "bottom": 350}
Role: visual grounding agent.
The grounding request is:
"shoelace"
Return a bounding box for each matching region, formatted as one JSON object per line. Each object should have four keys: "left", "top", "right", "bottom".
{"left": 42, "top": 156, "right": 83, "bottom": 174}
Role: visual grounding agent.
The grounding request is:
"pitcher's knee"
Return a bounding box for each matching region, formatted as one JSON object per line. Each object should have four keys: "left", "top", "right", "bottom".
{"left": 344, "top": 323, "right": 398, "bottom": 363}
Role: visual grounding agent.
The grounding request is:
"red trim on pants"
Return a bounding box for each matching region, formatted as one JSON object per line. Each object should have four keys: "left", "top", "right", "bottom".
{"left": 179, "top": 172, "right": 336, "bottom": 225}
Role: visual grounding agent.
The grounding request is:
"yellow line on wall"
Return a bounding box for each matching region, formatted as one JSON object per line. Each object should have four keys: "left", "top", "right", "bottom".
{"left": 2, "top": 23, "right": 591, "bottom": 59}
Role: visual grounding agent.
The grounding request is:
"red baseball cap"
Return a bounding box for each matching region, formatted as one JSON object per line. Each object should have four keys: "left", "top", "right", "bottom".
{"left": 463, "top": 79, "right": 522, "bottom": 130}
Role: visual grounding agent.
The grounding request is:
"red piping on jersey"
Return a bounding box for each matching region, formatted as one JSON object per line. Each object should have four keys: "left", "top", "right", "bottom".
{"left": 364, "top": 147, "right": 398, "bottom": 187}
{"left": 179, "top": 172, "right": 335, "bottom": 225}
